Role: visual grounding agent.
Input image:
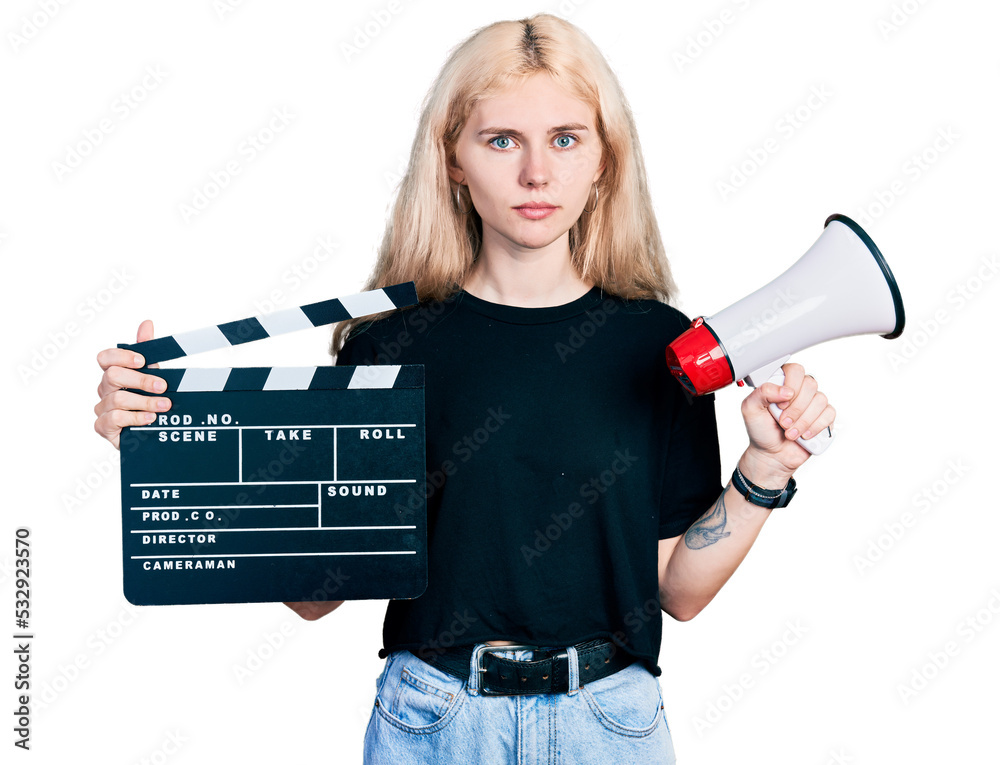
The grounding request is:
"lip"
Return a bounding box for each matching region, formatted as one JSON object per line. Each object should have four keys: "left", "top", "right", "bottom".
{"left": 513, "top": 202, "right": 558, "bottom": 220}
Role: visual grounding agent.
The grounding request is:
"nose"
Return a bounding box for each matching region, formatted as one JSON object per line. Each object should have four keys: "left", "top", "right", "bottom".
{"left": 519, "top": 144, "right": 550, "bottom": 188}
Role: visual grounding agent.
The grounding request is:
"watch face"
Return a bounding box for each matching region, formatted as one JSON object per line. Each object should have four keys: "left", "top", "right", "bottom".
{"left": 775, "top": 478, "right": 797, "bottom": 508}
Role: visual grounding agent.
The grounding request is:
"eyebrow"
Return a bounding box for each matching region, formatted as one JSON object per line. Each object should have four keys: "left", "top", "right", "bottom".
{"left": 476, "top": 123, "right": 590, "bottom": 137}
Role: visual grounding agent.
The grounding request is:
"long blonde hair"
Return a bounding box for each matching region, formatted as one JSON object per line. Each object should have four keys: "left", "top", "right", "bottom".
{"left": 331, "top": 13, "right": 675, "bottom": 354}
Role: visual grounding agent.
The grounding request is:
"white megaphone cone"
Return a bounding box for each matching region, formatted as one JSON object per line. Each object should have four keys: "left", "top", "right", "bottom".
{"left": 666, "top": 214, "right": 905, "bottom": 455}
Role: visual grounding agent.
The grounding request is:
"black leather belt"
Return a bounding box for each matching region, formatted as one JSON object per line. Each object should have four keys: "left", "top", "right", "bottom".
{"left": 421, "top": 638, "right": 634, "bottom": 696}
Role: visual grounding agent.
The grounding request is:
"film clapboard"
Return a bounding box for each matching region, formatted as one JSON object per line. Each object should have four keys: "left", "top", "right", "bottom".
{"left": 117, "top": 283, "right": 426, "bottom": 606}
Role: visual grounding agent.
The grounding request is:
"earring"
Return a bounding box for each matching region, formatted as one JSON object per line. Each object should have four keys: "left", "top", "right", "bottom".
{"left": 583, "top": 182, "right": 599, "bottom": 213}
{"left": 454, "top": 184, "right": 473, "bottom": 215}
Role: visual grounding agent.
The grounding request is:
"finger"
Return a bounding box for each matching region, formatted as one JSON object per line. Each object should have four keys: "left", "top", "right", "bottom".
{"left": 784, "top": 389, "right": 828, "bottom": 440}
{"left": 775, "top": 373, "right": 818, "bottom": 429}
{"left": 96, "top": 346, "right": 147, "bottom": 373}
{"left": 801, "top": 404, "right": 836, "bottom": 441}
{"left": 137, "top": 320, "right": 160, "bottom": 369}
{"left": 97, "top": 365, "right": 169, "bottom": 400}
{"left": 137, "top": 319, "right": 155, "bottom": 343}
{"left": 95, "top": 320, "right": 160, "bottom": 373}
{"left": 775, "top": 363, "right": 805, "bottom": 410}
{"left": 94, "top": 387, "right": 172, "bottom": 419}
{"left": 751, "top": 380, "right": 794, "bottom": 410}
{"left": 94, "top": 407, "right": 159, "bottom": 447}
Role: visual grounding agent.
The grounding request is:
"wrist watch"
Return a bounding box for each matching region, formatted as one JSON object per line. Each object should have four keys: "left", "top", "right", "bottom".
{"left": 732, "top": 465, "right": 797, "bottom": 509}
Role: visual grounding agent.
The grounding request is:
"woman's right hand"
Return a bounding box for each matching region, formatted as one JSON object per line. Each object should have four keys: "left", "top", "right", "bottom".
{"left": 94, "top": 319, "right": 172, "bottom": 450}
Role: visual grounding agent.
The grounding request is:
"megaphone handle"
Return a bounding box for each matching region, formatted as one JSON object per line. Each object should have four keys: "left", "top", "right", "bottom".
{"left": 765, "top": 368, "right": 835, "bottom": 456}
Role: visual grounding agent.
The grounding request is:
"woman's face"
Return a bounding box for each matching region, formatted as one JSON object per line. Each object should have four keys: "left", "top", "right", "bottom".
{"left": 448, "top": 73, "right": 605, "bottom": 258}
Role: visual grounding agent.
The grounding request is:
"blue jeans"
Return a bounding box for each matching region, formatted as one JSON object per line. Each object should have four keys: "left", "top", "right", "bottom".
{"left": 363, "top": 644, "right": 677, "bottom": 764}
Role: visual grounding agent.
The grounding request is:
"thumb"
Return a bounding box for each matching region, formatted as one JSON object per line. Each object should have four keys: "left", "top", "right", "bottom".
{"left": 137, "top": 319, "right": 155, "bottom": 343}
{"left": 136, "top": 320, "right": 160, "bottom": 369}
{"left": 743, "top": 381, "right": 793, "bottom": 417}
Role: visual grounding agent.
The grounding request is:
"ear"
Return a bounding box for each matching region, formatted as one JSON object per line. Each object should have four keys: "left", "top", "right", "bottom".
{"left": 593, "top": 158, "right": 606, "bottom": 185}
{"left": 446, "top": 152, "right": 465, "bottom": 185}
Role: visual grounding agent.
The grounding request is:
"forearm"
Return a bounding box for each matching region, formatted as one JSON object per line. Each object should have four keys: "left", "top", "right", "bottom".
{"left": 659, "top": 450, "right": 790, "bottom": 621}
{"left": 283, "top": 599, "right": 345, "bottom": 621}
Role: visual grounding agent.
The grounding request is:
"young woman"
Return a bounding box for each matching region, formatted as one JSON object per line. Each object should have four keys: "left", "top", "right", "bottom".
{"left": 94, "top": 13, "right": 833, "bottom": 764}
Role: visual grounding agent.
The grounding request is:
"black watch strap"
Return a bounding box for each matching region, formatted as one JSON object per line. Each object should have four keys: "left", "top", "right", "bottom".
{"left": 732, "top": 466, "right": 797, "bottom": 509}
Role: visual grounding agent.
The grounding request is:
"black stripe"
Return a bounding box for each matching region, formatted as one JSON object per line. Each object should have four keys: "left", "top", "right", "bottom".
{"left": 393, "top": 365, "right": 425, "bottom": 389}
{"left": 218, "top": 317, "right": 270, "bottom": 346}
{"left": 223, "top": 367, "right": 271, "bottom": 391}
{"left": 300, "top": 297, "right": 351, "bottom": 326}
{"left": 309, "top": 366, "right": 356, "bottom": 390}
{"left": 383, "top": 282, "right": 419, "bottom": 308}
{"left": 117, "top": 337, "right": 187, "bottom": 366}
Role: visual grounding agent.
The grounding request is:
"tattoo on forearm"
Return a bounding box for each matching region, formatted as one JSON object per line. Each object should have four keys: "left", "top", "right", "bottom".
{"left": 684, "top": 485, "right": 732, "bottom": 550}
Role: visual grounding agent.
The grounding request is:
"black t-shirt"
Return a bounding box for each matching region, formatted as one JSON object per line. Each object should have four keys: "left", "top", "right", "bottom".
{"left": 335, "top": 286, "right": 723, "bottom": 675}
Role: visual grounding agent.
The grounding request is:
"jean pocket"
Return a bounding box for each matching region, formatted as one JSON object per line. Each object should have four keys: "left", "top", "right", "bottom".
{"left": 580, "top": 662, "right": 664, "bottom": 737}
{"left": 378, "top": 652, "right": 466, "bottom": 732}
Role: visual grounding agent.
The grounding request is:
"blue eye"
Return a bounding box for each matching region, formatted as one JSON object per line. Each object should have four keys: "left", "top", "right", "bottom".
{"left": 490, "top": 136, "right": 514, "bottom": 149}
{"left": 554, "top": 134, "right": 578, "bottom": 148}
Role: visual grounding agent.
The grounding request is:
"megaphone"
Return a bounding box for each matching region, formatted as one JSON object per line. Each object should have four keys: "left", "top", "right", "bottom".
{"left": 666, "top": 213, "right": 905, "bottom": 455}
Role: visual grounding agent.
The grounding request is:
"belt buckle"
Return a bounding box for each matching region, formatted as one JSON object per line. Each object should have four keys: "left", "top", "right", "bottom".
{"left": 473, "top": 644, "right": 569, "bottom": 696}
{"left": 472, "top": 644, "right": 534, "bottom": 696}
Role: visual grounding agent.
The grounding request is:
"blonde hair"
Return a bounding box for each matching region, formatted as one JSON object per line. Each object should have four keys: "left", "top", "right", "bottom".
{"left": 331, "top": 13, "right": 675, "bottom": 354}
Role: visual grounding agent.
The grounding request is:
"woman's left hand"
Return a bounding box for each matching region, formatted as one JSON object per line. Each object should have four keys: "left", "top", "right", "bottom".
{"left": 738, "top": 362, "right": 835, "bottom": 483}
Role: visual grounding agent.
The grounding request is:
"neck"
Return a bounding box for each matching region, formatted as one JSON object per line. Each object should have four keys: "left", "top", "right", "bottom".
{"left": 462, "top": 231, "right": 593, "bottom": 307}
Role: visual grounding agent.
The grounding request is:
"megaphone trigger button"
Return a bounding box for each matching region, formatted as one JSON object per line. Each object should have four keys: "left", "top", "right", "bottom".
{"left": 736, "top": 380, "right": 745, "bottom": 387}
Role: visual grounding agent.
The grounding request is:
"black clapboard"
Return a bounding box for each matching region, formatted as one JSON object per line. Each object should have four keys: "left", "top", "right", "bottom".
{"left": 117, "top": 284, "right": 427, "bottom": 606}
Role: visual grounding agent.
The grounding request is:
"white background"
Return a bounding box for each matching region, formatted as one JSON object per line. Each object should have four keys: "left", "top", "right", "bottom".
{"left": 2, "top": 1, "right": 998, "bottom": 763}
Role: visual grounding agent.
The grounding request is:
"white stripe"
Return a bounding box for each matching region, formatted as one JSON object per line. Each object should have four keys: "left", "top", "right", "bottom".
{"left": 173, "top": 325, "right": 231, "bottom": 356}
{"left": 348, "top": 365, "right": 400, "bottom": 389}
{"left": 264, "top": 367, "right": 317, "bottom": 390}
{"left": 256, "top": 306, "right": 315, "bottom": 336}
{"left": 339, "top": 288, "right": 396, "bottom": 317}
{"left": 177, "top": 367, "right": 232, "bottom": 392}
